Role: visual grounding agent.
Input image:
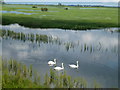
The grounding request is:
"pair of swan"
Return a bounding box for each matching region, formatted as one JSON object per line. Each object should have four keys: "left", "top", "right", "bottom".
{"left": 48, "top": 59, "right": 64, "bottom": 71}
{"left": 48, "top": 59, "right": 79, "bottom": 71}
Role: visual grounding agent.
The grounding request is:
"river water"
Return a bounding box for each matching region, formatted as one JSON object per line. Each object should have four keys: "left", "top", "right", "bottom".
{"left": 0, "top": 24, "right": 118, "bottom": 88}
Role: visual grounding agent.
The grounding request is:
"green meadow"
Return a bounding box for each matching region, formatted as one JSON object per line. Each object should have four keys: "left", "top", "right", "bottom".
{"left": 1, "top": 4, "right": 119, "bottom": 30}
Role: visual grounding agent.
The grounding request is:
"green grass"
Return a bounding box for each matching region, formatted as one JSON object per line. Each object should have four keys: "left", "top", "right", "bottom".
{"left": 1, "top": 4, "right": 119, "bottom": 30}
{"left": 1, "top": 58, "right": 101, "bottom": 88}
{"left": 2, "top": 59, "right": 44, "bottom": 88}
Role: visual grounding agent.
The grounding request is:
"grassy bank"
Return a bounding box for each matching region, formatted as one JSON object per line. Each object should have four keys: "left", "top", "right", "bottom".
{"left": 2, "top": 58, "right": 101, "bottom": 88}
{"left": 1, "top": 4, "right": 119, "bottom": 30}
{"left": 2, "top": 59, "right": 43, "bottom": 88}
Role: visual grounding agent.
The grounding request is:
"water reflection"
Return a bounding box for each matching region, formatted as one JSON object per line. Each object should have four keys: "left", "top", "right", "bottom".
{"left": 0, "top": 29, "right": 118, "bottom": 54}
{"left": 0, "top": 11, "right": 36, "bottom": 15}
{"left": 0, "top": 24, "right": 118, "bottom": 88}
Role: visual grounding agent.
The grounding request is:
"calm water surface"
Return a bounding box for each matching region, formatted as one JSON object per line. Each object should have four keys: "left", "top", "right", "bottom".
{"left": 0, "top": 11, "right": 36, "bottom": 15}
{"left": 0, "top": 24, "right": 118, "bottom": 88}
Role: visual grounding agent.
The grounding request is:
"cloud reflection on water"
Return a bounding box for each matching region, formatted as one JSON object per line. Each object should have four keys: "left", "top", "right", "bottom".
{"left": 0, "top": 24, "right": 118, "bottom": 88}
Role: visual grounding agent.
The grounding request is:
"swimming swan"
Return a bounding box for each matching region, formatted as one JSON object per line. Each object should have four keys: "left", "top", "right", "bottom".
{"left": 69, "top": 61, "right": 79, "bottom": 69}
{"left": 48, "top": 59, "right": 56, "bottom": 66}
{"left": 54, "top": 63, "right": 64, "bottom": 71}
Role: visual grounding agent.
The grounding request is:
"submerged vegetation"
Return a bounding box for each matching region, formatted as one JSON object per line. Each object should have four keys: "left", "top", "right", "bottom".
{"left": 1, "top": 4, "right": 119, "bottom": 30}
{"left": 0, "top": 29, "right": 118, "bottom": 53}
{"left": 2, "top": 58, "right": 101, "bottom": 88}
{"left": 0, "top": 30, "right": 50, "bottom": 43}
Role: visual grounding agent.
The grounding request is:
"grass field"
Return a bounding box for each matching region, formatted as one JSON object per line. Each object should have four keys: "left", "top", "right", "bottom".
{"left": 1, "top": 4, "right": 119, "bottom": 30}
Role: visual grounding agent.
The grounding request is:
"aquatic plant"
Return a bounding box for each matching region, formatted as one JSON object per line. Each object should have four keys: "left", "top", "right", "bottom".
{"left": 21, "top": 32, "right": 26, "bottom": 42}
{"left": 84, "top": 43, "right": 87, "bottom": 52}
{"left": 30, "top": 34, "right": 34, "bottom": 42}
{"left": 90, "top": 45, "right": 93, "bottom": 53}
{"left": 2, "top": 58, "right": 102, "bottom": 88}
{"left": 93, "top": 80, "right": 101, "bottom": 88}
{"left": 2, "top": 59, "right": 43, "bottom": 88}
{"left": 1, "top": 30, "right": 49, "bottom": 44}
{"left": 44, "top": 70, "right": 87, "bottom": 88}
{"left": 0, "top": 29, "right": 116, "bottom": 54}
{"left": 65, "top": 42, "right": 75, "bottom": 51}
{"left": 44, "top": 72, "right": 50, "bottom": 87}
{"left": 49, "top": 68, "right": 56, "bottom": 84}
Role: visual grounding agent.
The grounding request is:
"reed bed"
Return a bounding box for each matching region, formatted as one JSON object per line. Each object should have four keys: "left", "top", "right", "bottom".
{"left": 1, "top": 58, "right": 101, "bottom": 88}
{"left": 0, "top": 29, "right": 118, "bottom": 54}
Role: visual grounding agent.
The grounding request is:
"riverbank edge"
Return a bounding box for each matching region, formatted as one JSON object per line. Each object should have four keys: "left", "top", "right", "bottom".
{"left": 2, "top": 15, "right": 119, "bottom": 30}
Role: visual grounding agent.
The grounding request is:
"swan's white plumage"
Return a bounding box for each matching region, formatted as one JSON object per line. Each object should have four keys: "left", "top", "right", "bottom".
{"left": 69, "top": 61, "right": 79, "bottom": 69}
{"left": 48, "top": 59, "right": 56, "bottom": 66}
{"left": 54, "top": 63, "right": 64, "bottom": 71}
{"left": 69, "top": 65, "right": 77, "bottom": 68}
{"left": 48, "top": 61, "right": 55, "bottom": 65}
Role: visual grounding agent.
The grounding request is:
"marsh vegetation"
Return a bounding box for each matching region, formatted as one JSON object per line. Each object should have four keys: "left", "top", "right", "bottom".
{"left": 0, "top": 24, "right": 118, "bottom": 88}
{"left": 1, "top": 4, "right": 119, "bottom": 30}
{"left": 2, "top": 58, "right": 101, "bottom": 88}
{"left": 0, "top": 29, "right": 118, "bottom": 53}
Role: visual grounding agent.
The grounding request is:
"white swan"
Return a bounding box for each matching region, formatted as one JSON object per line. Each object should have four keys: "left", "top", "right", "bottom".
{"left": 54, "top": 63, "right": 64, "bottom": 71}
{"left": 69, "top": 61, "right": 79, "bottom": 69}
{"left": 48, "top": 59, "right": 56, "bottom": 66}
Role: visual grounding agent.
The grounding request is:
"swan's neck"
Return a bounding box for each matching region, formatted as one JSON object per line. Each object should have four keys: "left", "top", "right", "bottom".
{"left": 77, "top": 62, "right": 79, "bottom": 67}
{"left": 62, "top": 64, "right": 64, "bottom": 69}
{"left": 54, "top": 60, "right": 56, "bottom": 64}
